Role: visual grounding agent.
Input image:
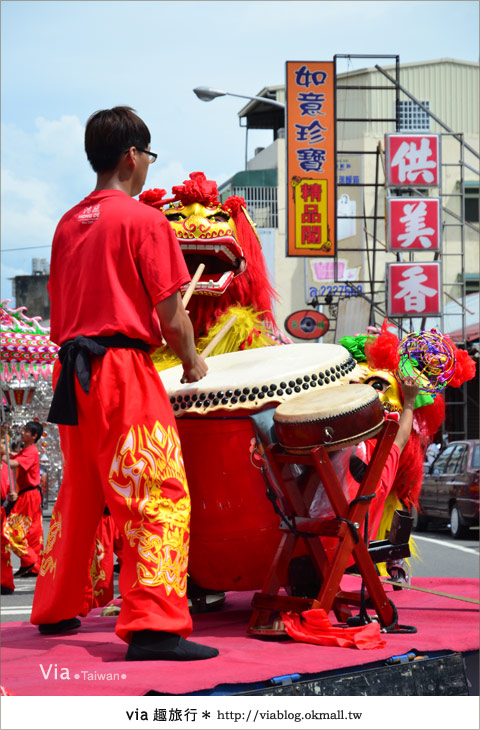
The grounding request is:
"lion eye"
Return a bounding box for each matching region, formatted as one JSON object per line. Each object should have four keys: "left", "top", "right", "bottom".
{"left": 208, "top": 213, "right": 230, "bottom": 223}
{"left": 166, "top": 213, "right": 186, "bottom": 222}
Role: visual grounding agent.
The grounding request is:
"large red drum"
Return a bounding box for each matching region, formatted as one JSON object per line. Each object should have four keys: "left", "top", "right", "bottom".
{"left": 159, "top": 344, "right": 360, "bottom": 590}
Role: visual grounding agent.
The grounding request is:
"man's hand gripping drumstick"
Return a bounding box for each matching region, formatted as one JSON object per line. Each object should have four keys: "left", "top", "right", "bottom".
{"left": 155, "top": 264, "right": 208, "bottom": 383}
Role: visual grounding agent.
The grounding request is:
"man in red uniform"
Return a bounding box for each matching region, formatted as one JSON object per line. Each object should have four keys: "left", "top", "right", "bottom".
{"left": 1, "top": 440, "right": 15, "bottom": 594}
{"left": 30, "top": 106, "right": 218, "bottom": 662}
{"left": 3, "top": 422, "right": 43, "bottom": 578}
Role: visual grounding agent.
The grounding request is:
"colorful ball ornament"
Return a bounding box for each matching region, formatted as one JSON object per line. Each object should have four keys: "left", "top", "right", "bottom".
{"left": 396, "top": 329, "right": 457, "bottom": 394}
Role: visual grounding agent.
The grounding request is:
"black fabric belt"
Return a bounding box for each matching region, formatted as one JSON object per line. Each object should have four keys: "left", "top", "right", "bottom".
{"left": 18, "top": 485, "right": 42, "bottom": 496}
{"left": 47, "top": 334, "right": 150, "bottom": 426}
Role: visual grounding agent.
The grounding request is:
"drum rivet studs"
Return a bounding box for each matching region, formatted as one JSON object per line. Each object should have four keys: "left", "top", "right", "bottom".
{"left": 252, "top": 387, "right": 259, "bottom": 394}
{"left": 323, "top": 427, "right": 334, "bottom": 442}
{"left": 277, "top": 389, "right": 284, "bottom": 396}
{"left": 213, "top": 399, "right": 219, "bottom": 406}
{"left": 261, "top": 385, "right": 269, "bottom": 393}
{"left": 243, "top": 387, "right": 250, "bottom": 394}
{"left": 234, "top": 389, "right": 242, "bottom": 396}
{"left": 270, "top": 384, "right": 276, "bottom": 390}
{"left": 258, "top": 392, "right": 265, "bottom": 399}
{"left": 248, "top": 394, "right": 256, "bottom": 401}
{"left": 311, "top": 381, "right": 317, "bottom": 387}
{"left": 296, "top": 378, "right": 302, "bottom": 385}
{"left": 302, "top": 383, "right": 309, "bottom": 390}
{"left": 286, "top": 388, "right": 292, "bottom": 395}
{"left": 280, "top": 382, "right": 287, "bottom": 389}
{"left": 304, "top": 375, "right": 310, "bottom": 381}
{"left": 331, "top": 375, "right": 336, "bottom": 381}
{"left": 267, "top": 391, "right": 274, "bottom": 397}
{"left": 325, "top": 377, "right": 330, "bottom": 384}
{"left": 226, "top": 390, "right": 233, "bottom": 397}
{"left": 294, "top": 386, "right": 301, "bottom": 393}
{"left": 312, "top": 374, "right": 318, "bottom": 380}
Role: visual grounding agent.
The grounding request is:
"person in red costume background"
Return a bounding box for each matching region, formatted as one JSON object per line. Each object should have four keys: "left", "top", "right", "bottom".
{"left": 30, "top": 106, "right": 218, "bottom": 662}
{"left": 339, "top": 321, "right": 476, "bottom": 583}
{"left": 1, "top": 439, "right": 15, "bottom": 594}
{"left": 3, "top": 422, "right": 43, "bottom": 579}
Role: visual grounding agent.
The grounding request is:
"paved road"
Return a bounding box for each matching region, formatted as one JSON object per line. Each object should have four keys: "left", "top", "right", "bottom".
{"left": 1, "top": 515, "right": 478, "bottom": 624}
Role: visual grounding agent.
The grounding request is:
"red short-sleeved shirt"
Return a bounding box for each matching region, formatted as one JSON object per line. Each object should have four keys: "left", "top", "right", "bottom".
{"left": 1, "top": 463, "right": 10, "bottom": 501}
{"left": 48, "top": 190, "right": 190, "bottom": 346}
{"left": 14, "top": 445, "right": 40, "bottom": 492}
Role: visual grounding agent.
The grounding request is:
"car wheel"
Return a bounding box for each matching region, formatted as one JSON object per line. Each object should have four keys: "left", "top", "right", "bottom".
{"left": 450, "top": 504, "right": 469, "bottom": 539}
{"left": 411, "top": 505, "right": 428, "bottom": 532}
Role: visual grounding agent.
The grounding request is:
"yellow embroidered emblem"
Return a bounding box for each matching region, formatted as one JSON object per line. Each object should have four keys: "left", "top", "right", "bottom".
{"left": 39, "top": 509, "right": 62, "bottom": 579}
{"left": 109, "top": 421, "right": 190, "bottom": 596}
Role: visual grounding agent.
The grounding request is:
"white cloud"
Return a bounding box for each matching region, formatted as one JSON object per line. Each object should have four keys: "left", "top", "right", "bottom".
{"left": 34, "top": 114, "right": 85, "bottom": 158}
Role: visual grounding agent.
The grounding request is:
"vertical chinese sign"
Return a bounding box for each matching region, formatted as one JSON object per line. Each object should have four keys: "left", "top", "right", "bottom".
{"left": 387, "top": 197, "right": 441, "bottom": 251}
{"left": 387, "top": 262, "right": 441, "bottom": 317}
{"left": 286, "top": 61, "right": 336, "bottom": 256}
{"left": 385, "top": 134, "right": 441, "bottom": 187}
{"left": 385, "top": 133, "right": 442, "bottom": 318}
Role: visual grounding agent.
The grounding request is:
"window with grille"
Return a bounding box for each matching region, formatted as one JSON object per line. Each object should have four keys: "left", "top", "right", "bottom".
{"left": 397, "top": 100, "right": 431, "bottom": 131}
{"left": 220, "top": 186, "right": 278, "bottom": 228}
{"left": 464, "top": 186, "right": 479, "bottom": 223}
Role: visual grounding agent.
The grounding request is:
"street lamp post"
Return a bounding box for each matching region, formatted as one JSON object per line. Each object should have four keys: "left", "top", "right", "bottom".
{"left": 193, "top": 87, "right": 285, "bottom": 170}
{"left": 193, "top": 86, "right": 285, "bottom": 109}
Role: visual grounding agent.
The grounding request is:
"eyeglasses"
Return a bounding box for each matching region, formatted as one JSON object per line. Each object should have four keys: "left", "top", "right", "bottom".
{"left": 137, "top": 148, "right": 157, "bottom": 164}
{"left": 124, "top": 147, "right": 157, "bottom": 164}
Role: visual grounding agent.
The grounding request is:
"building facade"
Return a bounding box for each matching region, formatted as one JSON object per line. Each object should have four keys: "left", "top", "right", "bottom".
{"left": 220, "top": 58, "right": 479, "bottom": 438}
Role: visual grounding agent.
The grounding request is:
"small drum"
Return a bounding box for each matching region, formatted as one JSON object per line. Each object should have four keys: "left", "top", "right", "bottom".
{"left": 274, "top": 383, "right": 385, "bottom": 455}
{"left": 159, "top": 344, "right": 361, "bottom": 591}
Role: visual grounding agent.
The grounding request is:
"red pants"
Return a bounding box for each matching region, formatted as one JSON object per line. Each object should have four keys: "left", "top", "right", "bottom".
{"left": 90, "top": 514, "right": 123, "bottom": 609}
{"left": 6, "top": 490, "right": 43, "bottom": 573}
{"left": 31, "top": 349, "right": 192, "bottom": 643}
{"left": 1, "top": 506, "right": 15, "bottom": 591}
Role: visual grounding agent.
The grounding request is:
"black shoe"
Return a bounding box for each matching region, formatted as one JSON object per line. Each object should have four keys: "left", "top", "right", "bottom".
{"left": 14, "top": 564, "right": 34, "bottom": 577}
{"left": 38, "top": 618, "right": 81, "bottom": 635}
{"left": 19, "top": 571, "right": 38, "bottom": 579}
{"left": 126, "top": 630, "right": 219, "bottom": 662}
{"left": 1, "top": 586, "right": 14, "bottom": 595}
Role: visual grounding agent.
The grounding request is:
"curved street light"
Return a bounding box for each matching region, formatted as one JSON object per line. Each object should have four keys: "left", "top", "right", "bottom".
{"left": 193, "top": 86, "right": 285, "bottom": 109}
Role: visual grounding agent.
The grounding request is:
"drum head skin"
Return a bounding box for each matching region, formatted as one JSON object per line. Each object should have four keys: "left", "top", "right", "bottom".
{"left": 274, "top": 383, "right": 385, "bottom": 453}
{"left": 159, "top": 344, "right": 361, "bottom": 416}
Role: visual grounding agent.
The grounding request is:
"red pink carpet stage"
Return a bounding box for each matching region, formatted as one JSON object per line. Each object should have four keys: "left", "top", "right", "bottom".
{"left": 1, "top": 577, "right": 478, "bottom": 696}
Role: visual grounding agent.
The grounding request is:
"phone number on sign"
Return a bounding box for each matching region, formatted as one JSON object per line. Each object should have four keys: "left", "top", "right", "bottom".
{"left": 309, "top": 284, "right": 363, "bottom": 298}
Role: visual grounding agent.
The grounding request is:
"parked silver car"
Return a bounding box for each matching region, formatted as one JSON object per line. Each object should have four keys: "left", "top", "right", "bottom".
{"left": 412, "top": 440, "right": 479, "bottom": 539}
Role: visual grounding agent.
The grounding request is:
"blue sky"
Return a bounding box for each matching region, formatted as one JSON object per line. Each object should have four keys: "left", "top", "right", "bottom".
{"left": 1, "top": 0, "right": 478, "bottom": 305}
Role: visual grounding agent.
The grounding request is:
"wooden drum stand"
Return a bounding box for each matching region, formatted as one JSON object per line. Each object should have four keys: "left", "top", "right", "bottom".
{"left": 248, "top": 384, "right": 405, "bottom": 636}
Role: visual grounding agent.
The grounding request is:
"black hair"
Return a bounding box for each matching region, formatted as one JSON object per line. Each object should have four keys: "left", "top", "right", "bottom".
{"left": 24, "top": 421, "right": 43, "bottom": 443}
{"left": 84, "top": 106, "right": 151, "bottom": 173}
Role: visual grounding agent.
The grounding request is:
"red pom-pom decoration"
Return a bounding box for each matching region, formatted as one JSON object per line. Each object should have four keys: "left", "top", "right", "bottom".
{"left": 448, "top": 346, "right": 477, "bottom": 388}
{"left": 364, "top": 319, "right": 400, "bottom": 371}
{"left": 171, "top": 172, "right": 219, "bottom": 207}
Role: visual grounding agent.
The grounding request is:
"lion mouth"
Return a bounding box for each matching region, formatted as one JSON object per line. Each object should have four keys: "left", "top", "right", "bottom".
{"left": 179, "top": 235, "right": 244, "bottom": 296}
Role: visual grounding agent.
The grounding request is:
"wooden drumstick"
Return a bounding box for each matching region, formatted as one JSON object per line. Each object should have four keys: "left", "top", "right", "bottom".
{"left": 200, "top": 314, "right": 237, "bottom": 359}
{"left": 179, "top": 314, "right": 237, "bottom": 384}
{"left": 182, "top": 263, "right": 205, "bottom": 309}
{"left": 159, "top": 263, "right": 205, "bottom": 347}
